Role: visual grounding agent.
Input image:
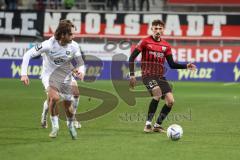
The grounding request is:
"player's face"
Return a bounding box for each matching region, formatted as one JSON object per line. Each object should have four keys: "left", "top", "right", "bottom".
{"left": 61, "top": 27, "right": 75, "bottom": 45}
{"left": 151, "top": 25, "right": 164, "bottom": 40}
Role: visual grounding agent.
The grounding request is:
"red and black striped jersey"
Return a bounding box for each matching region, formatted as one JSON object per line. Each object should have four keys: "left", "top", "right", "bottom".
{"left": 135, "top": 36, "right": 172, "bottom": 78}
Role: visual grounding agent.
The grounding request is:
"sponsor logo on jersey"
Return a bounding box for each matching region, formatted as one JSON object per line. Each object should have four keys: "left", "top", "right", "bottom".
{"left": 162, "top": 46, "right": 167, "bottom": 52}
{"left": 149, "top": 51, "right": 164, "bottom": 58}
{"left": 53, "top": 57, "right": 66, "bottom": 65}
{"left": 66, "top": 51, "right": 70, "bottom": 55}
{"left": 50, "top": 51, "right": 57, "bottom": 54}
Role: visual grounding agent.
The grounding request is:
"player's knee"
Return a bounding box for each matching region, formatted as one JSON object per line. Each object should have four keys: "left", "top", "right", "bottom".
{"left": 153, "top": 95, "right": 161, "bottom": 101}
{"left": 152, "top": 87, "right": 162, "bottom": 100}
{"left": 166, "top": 99, "right": 174, "bottom": 108}
{"left": 73, "top": 91, "right": 80, "bottom": 97}
{"left": 72, "top": 90, "right": 80, "bottom": 97}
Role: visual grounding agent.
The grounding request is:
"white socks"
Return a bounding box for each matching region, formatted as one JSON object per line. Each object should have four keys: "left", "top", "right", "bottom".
{"left": 42, "top": 100, "right": 48, "bottom": 117}
{"left": 72, "top": 97, "right": 79, "bottom": 114}
{"left": 67, "top": 117, "right": 74, "bottom": 128}
{"left": 145, "top": 121, "right": 152, "bottom": 126}
{"left": 50, "top": 115, "right": 59, "bottom": 129}
{"left": 49, "top": 97, "right": 79, "bottom": 129}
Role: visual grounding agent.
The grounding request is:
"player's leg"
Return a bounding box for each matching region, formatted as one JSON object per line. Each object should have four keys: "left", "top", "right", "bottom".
{"left": 153, "top": 79, "right": 173, "bottom": 133}
{"left": 63, "top": 100, "right": 77, "bottom": 140}
{"left": 71, "top": 80, "right": 81, "bottom": 129}
{"left": 41, "top": 99, "right": 48, "bottom": 128}
{"left": 143, "top": 77, "right": 162, "bottom": 133}
{"left": 60, "top": 81, "right": 78, "bottom": 139}
{"left": 41, "top": 77, "right": 50, "bottom": 128}
{"left": 41, "top": 76, "right": 60, "bottom": 137}
{"left": 47, "top": 87, "right": 60, "bottom": 138}
{"left": 154, "top": 92, "right": 174, "bottom": 131}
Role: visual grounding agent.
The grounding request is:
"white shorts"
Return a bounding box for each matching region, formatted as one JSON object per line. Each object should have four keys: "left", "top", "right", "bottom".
{"left": 41, "top": 75, "right": 76, "bottom": 101}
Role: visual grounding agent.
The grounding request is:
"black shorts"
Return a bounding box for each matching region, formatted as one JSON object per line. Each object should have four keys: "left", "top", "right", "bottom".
{"left": 142, "top": 76, "right": 172, "bottom": 96}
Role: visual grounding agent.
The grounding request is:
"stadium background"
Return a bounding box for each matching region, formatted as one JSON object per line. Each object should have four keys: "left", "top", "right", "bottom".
{"left": 0, "top": 0, "right": 240, "bottom": 82}
{"left": 0, "top": 1, "right": 240, "bottom": 160}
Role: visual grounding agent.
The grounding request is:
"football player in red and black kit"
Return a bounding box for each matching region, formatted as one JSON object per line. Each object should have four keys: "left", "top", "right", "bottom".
{"left": 129, "top": 20, "right": 196, "bottom": 133}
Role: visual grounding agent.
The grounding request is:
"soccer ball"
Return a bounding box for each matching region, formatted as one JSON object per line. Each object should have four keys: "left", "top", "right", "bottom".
{"left": 167, "top": 124, "right": 183, "bottom": 141}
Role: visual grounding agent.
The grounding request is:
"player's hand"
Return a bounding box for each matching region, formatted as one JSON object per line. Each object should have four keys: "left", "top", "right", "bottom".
{"left": 72, "top": 69, "right": 84, "bottom": 81}
{"left": 77, "top": 72, "right": 85, "bottom": 81}
{"left": 187, "top": 63, "right": 197, "bottom": 71}
{"left": 21, "top": 75, "right": 29, "bottom": 86}
{"left": 129, "top": 76, "right": 137, "bottom": 89}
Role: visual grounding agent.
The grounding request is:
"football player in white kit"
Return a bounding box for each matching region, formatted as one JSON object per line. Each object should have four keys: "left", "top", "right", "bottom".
{"left": 20, "top": 19, "right": 84, "bottom": 140}
{"left": 40, "top": 47, "right": 85, "bottom": 129}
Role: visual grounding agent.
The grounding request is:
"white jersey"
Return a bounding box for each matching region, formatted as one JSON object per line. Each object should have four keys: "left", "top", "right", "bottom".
{"left": 21, "top": 37, "right": 84, "bottom": 80}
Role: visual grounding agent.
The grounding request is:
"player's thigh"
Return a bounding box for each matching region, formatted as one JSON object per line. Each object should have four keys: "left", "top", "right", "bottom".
{"left": 47, "top": 86, "right": 60, "bottom": 101}
{"left": 42, "top": 76, "right": 60, "bottom": 101}
{"left": 164, "top": 92, "right": 175, "bottom": 107}
{"left": 152, "top": 86, "right": 162, "bottom": 99}
{"left": 157, "top": 78, "right": 172, "bottom": 96}
{"left": 143, "top": 77, "right": 162, "bottom": 99}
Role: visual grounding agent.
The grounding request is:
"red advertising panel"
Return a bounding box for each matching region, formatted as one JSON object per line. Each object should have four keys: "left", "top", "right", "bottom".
{"left": 172, "top": 46, "right": 240, "bottom": 63}
{"left": 43, "top": 12, "right": 240, "bottom": 40}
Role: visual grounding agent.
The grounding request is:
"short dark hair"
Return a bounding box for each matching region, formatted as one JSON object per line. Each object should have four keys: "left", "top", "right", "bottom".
{"left": 152, "top": 20, "right": 165, "bottom": 27}
{"left": 54, "top": 19, "right": 75, "bottom": 40}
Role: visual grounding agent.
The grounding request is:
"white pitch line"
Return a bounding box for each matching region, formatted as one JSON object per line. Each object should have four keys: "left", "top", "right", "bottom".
{"left": 223, "top": 82, "right": 239, "bottom": 86}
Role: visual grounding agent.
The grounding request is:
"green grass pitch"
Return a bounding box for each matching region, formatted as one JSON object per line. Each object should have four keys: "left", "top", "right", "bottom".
{"left": 0, "top": 79, "right": 239, "bottom": 160}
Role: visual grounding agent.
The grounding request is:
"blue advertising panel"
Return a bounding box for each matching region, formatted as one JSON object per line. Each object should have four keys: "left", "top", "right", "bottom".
{"left": 0, "top": 59, "right": 239, "bottom": 82}
{"left": 165, "top": 63, "right": 240, "bottom": 82}
{"left": 0, "top": 59, "right": 42, "bottom": 79}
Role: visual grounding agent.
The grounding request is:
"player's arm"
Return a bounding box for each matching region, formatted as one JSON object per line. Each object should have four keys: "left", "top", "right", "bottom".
{"left": 72, "top": 44, "right": 86, "bottom": 81}
{"left": 166, "top": 54, "right": 196, "bottom": 70}
{"left": 129, "top": 48, "right": 141, "bottom": 89}
{"left": 21, "top": 42, "right": 49, "bottom": 85}
{"left": 79, "top": 46, "right": 86, "bottom": 62}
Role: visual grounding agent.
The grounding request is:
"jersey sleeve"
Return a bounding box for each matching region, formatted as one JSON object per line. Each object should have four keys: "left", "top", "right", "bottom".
{"left": 165, "top": 44, "right": 172, "bottom": 56}
{"left": 135, "top": 39, "right": 146, "bottom": 52}
{"left": 21, "top": 40, "right": 50, "bottom": 76}
{"left": 72, "top": 42, "right": 85, "bottom": 73}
